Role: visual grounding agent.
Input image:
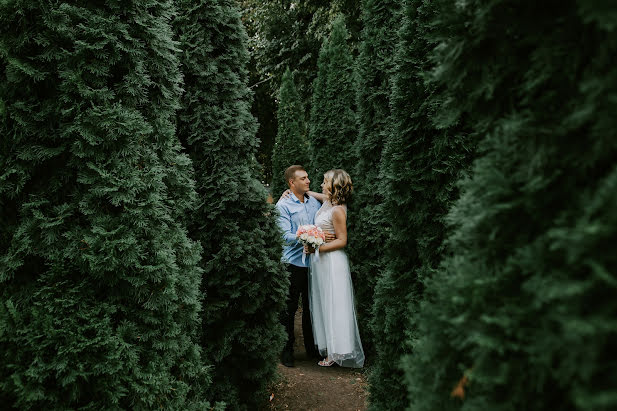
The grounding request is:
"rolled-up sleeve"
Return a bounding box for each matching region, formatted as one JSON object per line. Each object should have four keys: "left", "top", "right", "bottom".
{"left": 277, "top": 203, "right": 298, "bottom": 246}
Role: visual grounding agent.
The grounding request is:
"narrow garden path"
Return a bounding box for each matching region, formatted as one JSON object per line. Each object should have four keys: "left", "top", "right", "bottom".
{"left": 262, "top": 308, "right": 369, "bottom": 410}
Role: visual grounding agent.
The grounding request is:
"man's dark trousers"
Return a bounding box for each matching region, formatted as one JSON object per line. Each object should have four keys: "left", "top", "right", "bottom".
{"left": 281, "top": 263, "right": 319, "bottom": 360}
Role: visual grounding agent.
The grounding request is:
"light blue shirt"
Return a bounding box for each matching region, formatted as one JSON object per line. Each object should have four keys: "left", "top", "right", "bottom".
{"left": 276, "top": 193, "right": 322, "bottom": 267}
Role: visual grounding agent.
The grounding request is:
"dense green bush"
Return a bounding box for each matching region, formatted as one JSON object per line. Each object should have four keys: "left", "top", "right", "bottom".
{"left": 368, "top": 1, "right": 474, "bottom": 409}
{"left": 404, "top": 0, "right": 617, "bottom": 410}
{"left": 348, "top": 0, "right": 401, "bottom": 361}
{"left": 271, "top": 68, "right": 309, "bottom": 197}
{"left": 0, "top": 1, "right": 207, "bottom": 408}
{"left": 308, "top": 16, "right": 357, "bottom": 190}
{"left": 175, "top": 1, "right": 288, "bottom": 408}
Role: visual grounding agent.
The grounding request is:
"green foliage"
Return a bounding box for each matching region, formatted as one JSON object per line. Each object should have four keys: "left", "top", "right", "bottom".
{"left": 368, "top": 1, "right": 475, "bottom": 409}
{"left": 241, "top": 0, "right": 362, "bottom": 106}
{"left": 175, "top": 1, "right": 288, "bottom": 408}
{"left": 241, "top": 0, "right": 362, "bottom": 183}
{"left": 271, "top": 68, "right": 309, "bottom": 197}
{"left": 0, "top": 1, "right": 208, "bottom": 409}
{"left": 250, "top": 77, "right": 278, "bottom": 185}
{"left": 308, "top": 16, "right": 357, "bottom": 190}
{"left": 404, "top": 0, "right": 617, "bottom": 410}
{"left": 348, "top": 0, "right": 401, "bottom": 363}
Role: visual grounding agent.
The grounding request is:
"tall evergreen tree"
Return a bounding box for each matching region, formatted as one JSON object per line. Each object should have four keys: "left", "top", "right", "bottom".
{"left": 0, "top": 1, "right": 207, "bottom": 409}
{"left": 308, "top": 16, "right": 357, "bottom": 190}
{"left": 368, "top": 1, "right": 475, "bottom": 409}
{"left": 241, "top": 0, "right": 363, "bottom": 184}
{"left": 404, "top": 1, "right": 617, "bottom": 410}
{"left": 242, "top": 0, "right": 362, "bottom": 112}
{"left": 348, "top": 0, "right": 401, "bottom": 361}
{"left": 271, "top": 68, "right": 309, "bottom": 197}
{"left": 175, "top": 1, "right": 288, "bottom": 408}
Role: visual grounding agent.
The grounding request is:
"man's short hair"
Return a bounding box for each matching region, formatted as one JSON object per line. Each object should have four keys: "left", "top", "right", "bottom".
{"left": 284, "top": 165, "right": 306, "bottom": 187}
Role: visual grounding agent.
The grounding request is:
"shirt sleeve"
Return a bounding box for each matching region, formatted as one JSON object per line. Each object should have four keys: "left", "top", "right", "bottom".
{"left": 277, "top": 203, "right": 298, "bottom": 245}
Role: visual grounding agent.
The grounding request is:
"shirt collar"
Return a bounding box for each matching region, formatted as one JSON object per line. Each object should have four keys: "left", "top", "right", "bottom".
{"left": 291, "top": 192, "right": 310, "bottom": 203}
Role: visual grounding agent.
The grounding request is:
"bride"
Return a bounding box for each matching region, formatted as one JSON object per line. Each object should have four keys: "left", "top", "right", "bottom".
{"left": 302, "top": 169, "right": 364, "bottom": 368}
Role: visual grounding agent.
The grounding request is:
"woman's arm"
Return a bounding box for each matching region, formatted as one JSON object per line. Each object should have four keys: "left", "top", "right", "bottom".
{"left": 307, "top": 190, "right": 327, "bottom": 203}
{"left": 316, "top": 207, "right": 347, "bottom": 253}
{"left": 280, "top": 189, "right": 328, "bottom": 204}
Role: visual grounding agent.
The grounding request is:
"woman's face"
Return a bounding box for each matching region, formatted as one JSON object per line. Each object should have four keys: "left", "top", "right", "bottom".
{"left": 321, "top": 176, "right": 331, "bottom": 196}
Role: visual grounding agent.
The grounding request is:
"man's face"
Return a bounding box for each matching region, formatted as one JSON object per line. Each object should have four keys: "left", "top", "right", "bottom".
{"left": 290, "top": 170, "right": 311, "bottom": 194}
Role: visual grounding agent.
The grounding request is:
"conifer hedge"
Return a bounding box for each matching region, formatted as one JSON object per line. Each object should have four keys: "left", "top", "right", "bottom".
{"left": 368, "top": 1, "right": 474, "bottom": 408}
{"left": 349, "top": 0, "right": 401, "bottom": 360}
{"left": 175, "top": 0, "right": 288, "bottom": 408}
{"left": 271, "top": 68, "right": 309, "bottom": 197}
{"left": 0, "top": 1, "right": 207, "bottom": 409}
{"left": 308, "top": 16, "right": 357, "bottom": 190}
{"left": 403, "top": 1, "right": 617, "bottom": 410}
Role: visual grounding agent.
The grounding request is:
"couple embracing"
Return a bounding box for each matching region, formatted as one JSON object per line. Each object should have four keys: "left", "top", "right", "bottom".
{"left": 276, "top": 165, "right": 364, "bottom": 368}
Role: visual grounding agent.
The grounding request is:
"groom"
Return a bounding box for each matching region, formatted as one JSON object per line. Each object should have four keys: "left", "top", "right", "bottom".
{"left": 276, "top": 165, "right": 333, "bottom": 367}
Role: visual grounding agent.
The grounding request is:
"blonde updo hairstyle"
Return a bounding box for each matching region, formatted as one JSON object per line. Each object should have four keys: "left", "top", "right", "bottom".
{"left": 324, "top": 169, "right": 353, "bottom": 205}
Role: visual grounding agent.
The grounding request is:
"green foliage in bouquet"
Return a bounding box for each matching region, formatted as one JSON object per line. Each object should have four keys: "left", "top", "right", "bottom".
{"left": 271, "top": 68, "right": 309, "bottom": 198}
{"left": 308, "top": 16, "right": 357, "bottom": 191}
{"left": 0, "top": 1, "right": 208, "bottom": 409}
{"left": 174, "top": 0, "right": 288, "bottom": 408}
{"left": 348, "top": 0, "right": 401, "bottom": 361}
{"left": 368, "top": 1, "right": 475, "bottom": 408}
{"left": 404, "top": 0, "right": 617, "bottom": 410}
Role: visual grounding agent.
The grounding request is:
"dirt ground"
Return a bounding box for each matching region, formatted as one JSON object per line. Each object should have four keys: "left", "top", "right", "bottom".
{"left": 260, "top": 308, "right": 369, "bottom": 411}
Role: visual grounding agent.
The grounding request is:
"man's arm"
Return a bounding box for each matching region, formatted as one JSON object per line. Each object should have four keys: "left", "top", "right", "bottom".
{"left": 276, "top": 203, "right": 298, "bottom": 245}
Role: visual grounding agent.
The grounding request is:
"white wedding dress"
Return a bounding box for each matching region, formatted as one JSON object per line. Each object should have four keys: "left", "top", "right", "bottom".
{"left": 309, "top": 201, "right": 365, "bottom": 368}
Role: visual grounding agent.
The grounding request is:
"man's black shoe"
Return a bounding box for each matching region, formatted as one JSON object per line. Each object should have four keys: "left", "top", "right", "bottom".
{"left": 281, "top": 352, "right": 294, "bottom": 367}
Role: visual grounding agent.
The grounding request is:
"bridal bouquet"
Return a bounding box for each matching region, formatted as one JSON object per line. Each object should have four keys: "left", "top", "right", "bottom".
{"left": 296, "top": 224, "right": 326, "bottom": 263}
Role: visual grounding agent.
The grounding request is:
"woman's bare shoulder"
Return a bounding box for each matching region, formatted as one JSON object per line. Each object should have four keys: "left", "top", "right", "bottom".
{"left": 332, "top": 205, "right": 347, "bottom": 218}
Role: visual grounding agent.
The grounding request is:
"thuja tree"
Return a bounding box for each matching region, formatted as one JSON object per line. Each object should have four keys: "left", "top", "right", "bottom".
{"left": 348, "top": 0, "right": 401, "bottom": 360}
{"left": 368, "top": 1, "right": 475, "bottom": 409}
{"left": 404, "top": 1, "right": 617, "bottom": 410}
{"left": 242, "top": 0, "right": 362, "bottom": 113}
{"left": 308, "top": 16, "right": 357, "bottom": 190}
{"left": 0, "top": 1, "right": 208, "bottom": 409}
{"left": 241, "top": 0, "right": 362, "bottom": 184}
{"left": 175, "top": 0, "right": 288, "bottom": 408}
{"left": 271, "top": 68, "right": 309, "bottom": 197}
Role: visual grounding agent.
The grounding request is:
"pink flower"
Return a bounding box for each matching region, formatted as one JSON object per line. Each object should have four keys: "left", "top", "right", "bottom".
{"left": 296, "top": 224, "right": 326, "bottom": 248}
